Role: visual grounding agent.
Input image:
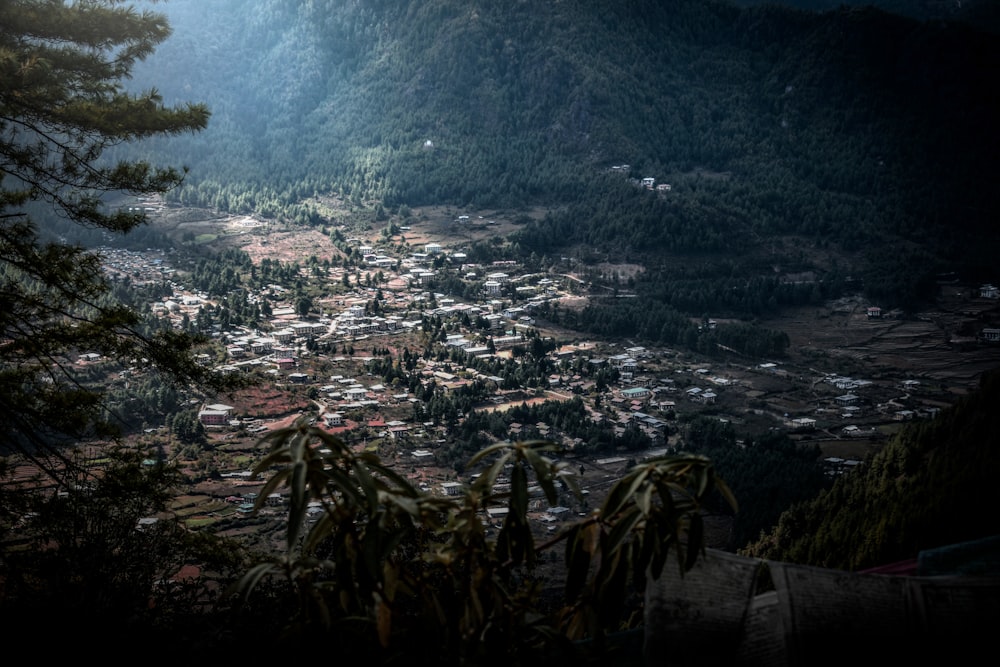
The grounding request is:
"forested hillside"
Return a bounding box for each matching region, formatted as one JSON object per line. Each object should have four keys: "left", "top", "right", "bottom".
{"left": 126, "top": 0, "right": 1000, "bottom": 313}
{"left": 741, "top": 368, "right": 1000, "bottom": 570}
{"left": 733, "top": 0, "right": 1000, "bottom": 31}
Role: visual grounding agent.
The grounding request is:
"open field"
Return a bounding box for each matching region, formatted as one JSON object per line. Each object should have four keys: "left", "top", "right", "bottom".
{"left": 763, "top": 290, "right": 1000, "bottom": 395}
{"left": 148, "top": 202, "right": 553, "bottom": 267}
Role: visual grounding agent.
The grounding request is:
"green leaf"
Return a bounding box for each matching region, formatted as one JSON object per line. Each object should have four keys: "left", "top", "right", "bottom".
{"left": 635, "top": 482, "right": 653, "bottom": 517}
{"left": 521, "top": 442, "right": 559, "bottom": 504}
{"left": 252, "top": 448, "right": 293, "bottom": 476}
{"left": 312, "top": 428, "right": 352, "bottom": 457}
{"left": 510, "top": 462, "right": 529, "bottom": 519}
{"left": 303, "top": 507, "right": 336, "bottom": 553}
{"left": 231, "top": 561, "right": 280, "bottom": 602}
{"left": 255, "top": 468, "right": 290, "bottom": 509}
{"left": 467, "top": 440, "right": 514, "bottom": 466}
{"left": 352, "top": 458, "right": 379, "bottom": 511}
{"left": 556, "top": 463, "right": 582, "bottom": 500}
{"left": 632, "top": 520, "right": 655, "bottom": 589}
{"left": 287, "top": 460, "right": 308, "bottom": 548}
{"left": 367, "top": 459, "right": 420, "bottom": 496}
{"left": 713, "top": 474, "right": 739, "bottom": 513}
{"left": 470, "top": 449, "right": 512, "bottom": 501}
{"left": 685, "top": 512, "right": 705, "bottom": 571}
{"left": 325, "top": 466, "right": 366, "bottom": 506}
{"left": 604, "top": 505, "right": 642, "bottom": 560}
{"left": 289, "top": 426, "right": 308, "bottom": 466}
{"left": 602, "top": 467, "right": 649, "bottom": 518}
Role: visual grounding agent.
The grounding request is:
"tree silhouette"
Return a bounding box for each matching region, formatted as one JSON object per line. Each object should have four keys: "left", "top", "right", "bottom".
{"left": 0, "top": 1, "right": 241, "bottom": 469}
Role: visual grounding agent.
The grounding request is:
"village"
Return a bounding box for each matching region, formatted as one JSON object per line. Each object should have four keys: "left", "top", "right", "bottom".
{"left": 67, "top": 205, "right": 1000, "bottom": 553}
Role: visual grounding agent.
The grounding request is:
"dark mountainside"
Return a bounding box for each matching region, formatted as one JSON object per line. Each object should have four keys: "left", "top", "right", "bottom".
{"left": 742, "top": 367, "right": 1000, "bottom": 571}
{"left": 130, "top": 0, "right": 1000, "bottom": 316}
{"left": 733, "top": 0, "right": 1000, "bottom": 32}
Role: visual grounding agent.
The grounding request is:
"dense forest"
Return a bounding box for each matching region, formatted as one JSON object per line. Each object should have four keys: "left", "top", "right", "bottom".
{"left": 734, "top": 0, "right": 1000, "bottom": 28}
{"left": 121, "top": 0, "right": 1000, "bottom": 322}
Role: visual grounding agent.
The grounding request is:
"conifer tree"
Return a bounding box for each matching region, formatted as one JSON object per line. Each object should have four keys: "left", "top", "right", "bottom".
{"left": 0, "top": 0, "right": 236, "bottom": 466}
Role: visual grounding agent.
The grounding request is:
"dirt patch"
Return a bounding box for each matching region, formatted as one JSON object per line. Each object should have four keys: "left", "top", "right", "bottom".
{"left": 388, "top": 206, "right": 536, "bottom": 249}
{"left": 223, "top": 384, "right": 306, "bottom": 421}
{"left": 230, "top": 227, "right": 339, "bottom": 265}
{"left": 151, "top": 203, "right": 555, "bottom": 261}
{"left": 818, "top": 438, "right": 890, "bottom": 461}
{"left": 475, "top": 390, "right": 576, "bottom": 413}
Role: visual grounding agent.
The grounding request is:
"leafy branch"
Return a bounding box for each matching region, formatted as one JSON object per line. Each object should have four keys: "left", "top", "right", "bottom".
{"left": 232, "top": 418, "right": 735, "bottom": 664}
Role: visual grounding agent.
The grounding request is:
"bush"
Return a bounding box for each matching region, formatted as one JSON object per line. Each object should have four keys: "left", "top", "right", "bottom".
{"left": 231, "top": 418, "right": 735, "bottom": 665}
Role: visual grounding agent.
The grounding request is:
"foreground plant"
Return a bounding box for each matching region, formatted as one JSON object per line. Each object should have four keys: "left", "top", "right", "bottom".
{"left": 234, "top": 417, "right": 736, "bottom": 665}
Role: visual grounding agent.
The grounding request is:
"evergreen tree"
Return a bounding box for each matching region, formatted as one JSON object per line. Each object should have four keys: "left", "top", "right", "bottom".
{"left": 0, "top": 0, "right": 239, "bottom": 468}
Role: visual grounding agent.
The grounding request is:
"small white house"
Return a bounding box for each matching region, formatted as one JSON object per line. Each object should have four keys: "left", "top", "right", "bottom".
{"left": 441, "top": 481, "right": 463, "bottom": 496}
{"left": 786, "top": 417, "right": 817, "bottom": 431}
{"left": 343, "top": 386, "right": 368, "bottom": 401}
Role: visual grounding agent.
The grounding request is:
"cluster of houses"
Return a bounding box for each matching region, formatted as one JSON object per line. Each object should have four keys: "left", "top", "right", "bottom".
{"left": 110, "top": 226, "right": 996, "bottom": 519}
{"left": 781, "top": 373, "right": 942, "bottom": 440}
{"left": 97, "top": 238, "right": 976, "bottom": 472}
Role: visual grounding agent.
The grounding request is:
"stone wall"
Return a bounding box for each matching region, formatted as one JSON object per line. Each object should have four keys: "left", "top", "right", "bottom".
{"left": 644, "top": 546, "right": 1000, "bottom": 666}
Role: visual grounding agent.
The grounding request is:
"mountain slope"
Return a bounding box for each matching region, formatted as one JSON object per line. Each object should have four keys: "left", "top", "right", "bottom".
{"left": 732, "top": 0, "right": 1000, "bottom": 32}
{"left": 126, "top": 0, "right": 1000, "bottom": 310}
{"left": 134, "top": 2, "right": 996, "bottom": 204}
{"left": 741, "top": 368, "right": 1000, "bottom": 571}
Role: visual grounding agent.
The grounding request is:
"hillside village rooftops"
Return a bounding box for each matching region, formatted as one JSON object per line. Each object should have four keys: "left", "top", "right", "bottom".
{"left": 826, "top": 375, "right": 872, "bottom": 390}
